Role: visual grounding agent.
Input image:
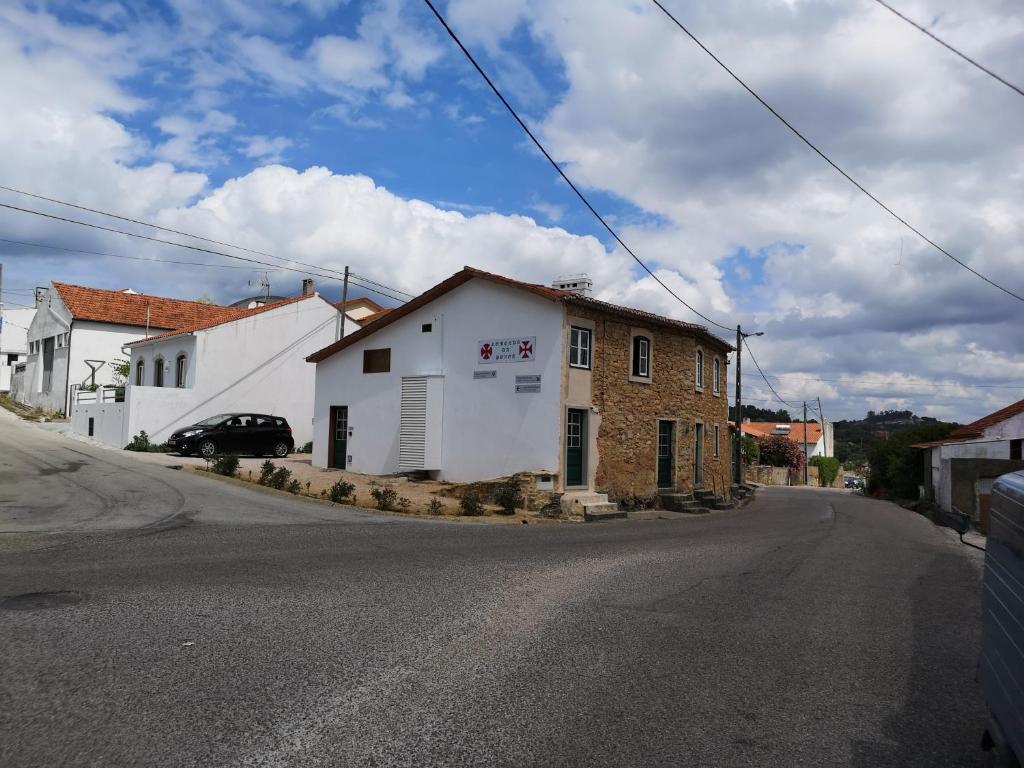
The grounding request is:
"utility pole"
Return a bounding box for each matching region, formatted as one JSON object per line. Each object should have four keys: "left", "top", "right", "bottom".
{"left": 803, "top": 400, "right": 810, "bottom": 485}
{"left": 733, "top": 324, "right": 765, "bottom": 487}
{"left": 817, "top": 396, "right": 827, "bottom": 457}
{"left": 336, "top": 266, "right": 349, "bottom": 342}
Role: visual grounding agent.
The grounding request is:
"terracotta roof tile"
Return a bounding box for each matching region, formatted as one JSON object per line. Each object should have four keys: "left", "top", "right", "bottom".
{"left": 126, "top": 294, "right": 318, "bottom": 346}
{"left": 947, "top": 397, "right": 1024, "bottom": 440}
{"left": 741, "top": 421, "right": 823, "bottom": 445}
{"left": 53, "top": 282, "right": 237, "bottom": 330}
{"left": 306, "top": 266, "right": 730, "bottom": 363}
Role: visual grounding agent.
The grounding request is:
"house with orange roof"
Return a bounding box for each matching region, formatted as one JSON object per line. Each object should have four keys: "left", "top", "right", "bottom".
{"left": 739, "top": 420, "right": 833, "bottom": 460}
{"left": 913, "top": 398, "right": 1024, "bottom": 524}
{"left": 67, "top": 280, "right": 378, "bottom": 449}
{"left": 18, "top": 282, "right": 239, "bottom": 414}
{"left": 306, "top": 266, "right": 734, "bottom": 511}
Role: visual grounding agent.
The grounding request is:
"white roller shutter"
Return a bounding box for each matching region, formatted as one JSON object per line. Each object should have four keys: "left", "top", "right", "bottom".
{"left": 399, "top": 377, "right": 428, "bottom": 471}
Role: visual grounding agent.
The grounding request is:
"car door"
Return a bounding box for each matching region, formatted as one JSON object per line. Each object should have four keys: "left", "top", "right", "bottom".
{"left": 251, "top": 415, "right": 276, "bottom": 454}
{"left": 218, "top": 416, "right": 244, "bottom": 452}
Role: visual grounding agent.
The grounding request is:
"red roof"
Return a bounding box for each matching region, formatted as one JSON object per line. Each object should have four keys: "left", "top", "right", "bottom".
{"left": 126, "top": 294, "right": 319, "bottom": 346}
{"left": 946, "top": 397, "right": 1024, "bottom": 440}
{"left": 334, "top": 295, "right": 385, "bottom": 313}
{"left": 53, "top": 282, "right": 237, "bottom": 330}
{"left": 306, "top": 266, "right": 730, "bottom": 363}
{"left": 741, "top": 421, "right": 823, "bottom": 446}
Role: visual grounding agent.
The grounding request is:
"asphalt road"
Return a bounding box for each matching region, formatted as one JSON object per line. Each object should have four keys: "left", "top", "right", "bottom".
{"left": 0, "top": 414, "right": 989, "bottom": 767}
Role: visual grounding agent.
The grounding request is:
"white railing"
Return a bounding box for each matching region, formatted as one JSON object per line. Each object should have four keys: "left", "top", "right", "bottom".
{"left": 72, "top": 385, "right": 124, "bottom": 405}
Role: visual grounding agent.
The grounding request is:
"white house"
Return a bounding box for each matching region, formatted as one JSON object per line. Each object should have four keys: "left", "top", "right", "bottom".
{"left": 740, "top": 421, "right": 834, "bottom": 459}
{"left": 71, "top": 289, "right": 369, "bottom": 448}
{"left": 915, "top": 398, "right": 1024, "bottom": 522}
{"left": 0, "top": 306, "right": 34, "bottom": 392}
{"left": 18, "top": 282, "right": 239, "bottom": 414}
{"left": 307, "top": 267, "right": 733, "bottom": 506}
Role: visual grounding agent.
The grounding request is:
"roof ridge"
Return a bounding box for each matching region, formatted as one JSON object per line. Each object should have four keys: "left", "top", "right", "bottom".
{"left": 51, "top": 281, "right": 229, "bottom": 308}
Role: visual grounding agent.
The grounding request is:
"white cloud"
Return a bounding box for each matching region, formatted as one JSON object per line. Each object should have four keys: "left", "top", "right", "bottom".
{"left": 310, "top": 34, "right": 388, "bottom": 89}
{"left": 240, "top": 135, "right": 293, "bottom": 163}
{"left": 154, "top": 110, "right": 237, "bottom": 167}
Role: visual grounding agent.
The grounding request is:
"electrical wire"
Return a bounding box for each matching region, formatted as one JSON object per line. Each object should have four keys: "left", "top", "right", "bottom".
{"left": 765, "top": 371, "right": 1024, "bottom": 391}
{"left": 743, "top": 337, "right": 799, "bottom": 408}
{"left": 873, "top": 0, "right": 1024, "bottom": 99}
{"left": 349, "top": 271, "right": 416, "bottom": 299}
{"left": 650, "top": 0, "right": 1024, "bottom": 305}
{"left": 421, "top": 0, "right": 734, "bottom": 333}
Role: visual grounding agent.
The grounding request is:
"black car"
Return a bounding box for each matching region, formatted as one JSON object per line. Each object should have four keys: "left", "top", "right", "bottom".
{"left": 168, "top": 413, "right": 294, "bottom": 458}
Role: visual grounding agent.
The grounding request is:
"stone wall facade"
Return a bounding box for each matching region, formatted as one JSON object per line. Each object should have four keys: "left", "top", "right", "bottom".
{"left": 569, "top": 305, "right": 732, "bottom": 501}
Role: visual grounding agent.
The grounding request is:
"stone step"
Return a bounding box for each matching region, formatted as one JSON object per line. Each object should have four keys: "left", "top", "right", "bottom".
{"left": 713, "top": 500, "right": 737, "bottom": 510}
{"left": 584, "top": 503, "right": 626, "bottom": 522}
{"left": 694, "top": 490, "right": 717, "bottom": 500}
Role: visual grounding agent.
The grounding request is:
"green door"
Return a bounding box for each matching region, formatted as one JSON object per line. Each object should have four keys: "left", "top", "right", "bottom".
{"left": 657, "top": 420, "right": 674, "bottom": 488}
{"left": 331, "top": 406, "right": 348, "bottom": 469}
{"left": 566, "top": 409, "right": 586, "bottom": 487}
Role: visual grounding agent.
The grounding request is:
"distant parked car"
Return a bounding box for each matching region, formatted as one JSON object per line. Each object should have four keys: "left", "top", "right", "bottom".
{"left": 844, "top": 475, "right": 865, "bottom": 490}
{"left": 167, "top": 413, "right": 294, "bottom": 458}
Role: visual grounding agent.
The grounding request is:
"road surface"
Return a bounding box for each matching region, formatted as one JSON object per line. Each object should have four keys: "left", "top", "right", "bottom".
{"left": 0, "top": 413, "right": 988, "bottom": 766}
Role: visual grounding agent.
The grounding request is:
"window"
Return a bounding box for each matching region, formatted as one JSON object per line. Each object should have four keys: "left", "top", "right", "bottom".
{"left": 569, "top": 326, "right": 591, "bottom": 369}
{"left": 1012, "top": 439, "right": 1023, "bottom": 461}
{"left": 695, "top": 348, "right": 704, "bottom": 389}
{"left": 363, "top": 348, "right": 391, "bottom": 373}
{"left": 135, "top": 359, "right": 145, "bottom": 386}
{"left": 421, "top": 323, "right": 433, "bottom": 333}
{"left": 175, "top": 354, "right": 187, "bottom": 388}
{"left": 153, "top": 357, "right": 164, "bottom": 387}
{"left": 6, "top": 353, "right": 17, "bottom": 364}
{"left": 632, "top": 336, "right": 650, "bottom": 378}
{"left": 714, "top": 425, "right": 720, "bottom": 458}
{"left": 713, "top": 357, "right": 721, "bottom": 395}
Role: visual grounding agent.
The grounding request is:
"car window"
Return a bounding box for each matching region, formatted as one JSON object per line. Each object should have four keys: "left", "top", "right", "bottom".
{"left": 253, "top": 416, "right": 274, "bottom": 427}
{"left": 196, "top": 414, "right": 232, "bottom": 426}
{"left": 274, "top": 417, "right": 287, "bottom": 428}
{"left": 236, "top": 415, "right": 252, "bottom": 427}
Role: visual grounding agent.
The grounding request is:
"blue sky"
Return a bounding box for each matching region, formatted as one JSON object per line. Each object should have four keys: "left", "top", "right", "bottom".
{"left": 1, "top": 0, "right": 1023, "bottom": 420}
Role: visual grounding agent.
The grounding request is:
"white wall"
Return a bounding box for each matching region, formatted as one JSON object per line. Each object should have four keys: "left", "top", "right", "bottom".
{"left": 932, "top": 437, "right": 1020, "bottom": 511}
{"left": 1, "top": 307, "right": 34, "bottom": 389}
{"left": 20, "top": 290, "right": 72, "bottom": 411}
{"left": 125, "top": 296, "right": 339, "bottom": 445}
{"left": 312, "top": 279, "right": 565, "bottom": 482}
{"left": 71, "top": 400, "right": 127, "bottom": 447}
{"left": 981, "top": 409, "right": 1024, "bottom": 440}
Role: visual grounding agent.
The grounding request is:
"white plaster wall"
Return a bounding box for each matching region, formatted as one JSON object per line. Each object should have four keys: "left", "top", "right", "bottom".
{"left": 1, "top": 306, "right": 33, "bottom": 395}
{"left": 982, "top": 410, "right": 1024, "bottom": 440}
{"left": 126, "top": 297, "right": 339, "bottom": 445}
{"left": 71, "top": 401, "right": 127, "bottom": 447}
{"left": 312, "top": 279, "right": 564, "bottom": 482}
{"left": 20, "top": 291, "right": 72, "bottom": 410}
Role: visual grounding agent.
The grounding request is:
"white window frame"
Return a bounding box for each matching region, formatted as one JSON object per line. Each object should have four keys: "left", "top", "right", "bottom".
{"left": 695, "top": 348, "right": 705, "bottom": 390}
{"left": 713, "top": 424, "right": 720, "bottom": 458}
{"left": 153, "top": 356, "right": 165, "bottom": 388}
{"left": 135, "top": 359, "right": 145, "bottom": 386}
{"left": 713, "top": 356, "right": 721, "bottom": 395}
{"left": 569, "top": 326, "right": 591, "bottom": 369}
{"left": 175, "top": 354, "right": 187, "bottom": 388}
{"left": 633, "top": 336, "right": 650, "bottom": 378}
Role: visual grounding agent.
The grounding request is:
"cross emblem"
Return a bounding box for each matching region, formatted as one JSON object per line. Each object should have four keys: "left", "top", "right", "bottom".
{"left": 480, "top": 343, "right": 493, "bottom": 360}
{"left": 519, "top": 341, "right": 533, "bottom": 358}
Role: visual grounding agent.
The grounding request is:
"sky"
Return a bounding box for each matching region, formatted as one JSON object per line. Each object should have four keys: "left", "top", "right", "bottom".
{"left": 0, "top": 0, "right": 1022, "bottom": 422}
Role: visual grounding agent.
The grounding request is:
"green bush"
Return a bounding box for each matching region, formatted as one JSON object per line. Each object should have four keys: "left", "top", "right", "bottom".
{"left": 299, "top": 441, "right": 313, "bottom": 453}
{"left": 125, "top": 431, "right": 152, "bottom": 451}
{"left": 809, "top": 455, "right": 840, "bottom": 487}
{"left": 493, "top": 477, "right": 523, "bottom": 515}
{"left": 286, "top": 479, "right": 302, "bottom": 494}
{"left": 459, "top": 493, "right": 484, "bottom": 517}
{"left": 211, "top": 453, "right": 240, "bottom": 477}
{"left": 740, "top": 434, "right": 759, "bottom": 465}
{"left": 427, "top": 498, "right": 444, "bottom": 516}
{"left": 328, "top": 479, "right": 355, "bottom": 503}
{"left": 258, "top": 459, "right": 276, "bottom": 485}
{"left": 754, "top": 434, "right": 804, "bottom": 470}
{"left": 868, "top": 422, "right": 956, "bottom": 498}
{"left": 370, "top": 483, "right": 398, "bottom": 510}
{"left": 397, "top": 496, "right": 411, "bottom": 512}
{"left": 268, "top": 466, "right": 292, "bottom": 490}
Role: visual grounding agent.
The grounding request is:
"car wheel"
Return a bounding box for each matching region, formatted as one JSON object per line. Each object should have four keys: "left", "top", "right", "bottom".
{"left": 198, "top": 439, "right": 217, "bottom": 458}
{"left": 272, "top": 441, "right": 290, "bottom": 458}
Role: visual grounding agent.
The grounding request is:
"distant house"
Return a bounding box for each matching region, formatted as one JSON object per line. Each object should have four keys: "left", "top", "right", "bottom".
{"left": 306, "top": 267, "right": 733, "bottom": 509}
{"left": 741, "top": 420, "right": 834, "bottom": 459}
{"left": 914, "top": 398, "right": 1024, "bottom": 527}
{"left": 71, "top": 284, "right": 373, "bottom": 448}
{"left": 18, "top": 283, "right": 239, "bottom": 414}
{"left": 0, "top": 306, "right": 34, "bottom": 393}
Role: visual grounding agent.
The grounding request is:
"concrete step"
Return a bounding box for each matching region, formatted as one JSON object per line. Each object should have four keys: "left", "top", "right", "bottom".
{"left": 584, "top": 503, "right": 626, "bottom": 522}
{"left": 694, "top": 490, "right": 717, "bottom": 500}
{"left": 712, "top": 500, "right": 737, "bottom": 510}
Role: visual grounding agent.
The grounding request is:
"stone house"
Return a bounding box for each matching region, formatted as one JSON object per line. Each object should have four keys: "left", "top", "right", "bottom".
{"left": 306, "top": 267, "right": 733, "bottom": 509}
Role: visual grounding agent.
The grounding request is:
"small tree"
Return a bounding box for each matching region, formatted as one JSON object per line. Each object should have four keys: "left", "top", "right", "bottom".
{"left": 809, "top": 455, "right": 840, "bottom": 487}
{"left": 493, "top": 477, "right": 524, "bottom": 515}
{"left": 754, "top": 434, "right": 805, "bottom": 471}
{"left": 740, "top": 434, "right": 759, "bottom": 465}
{"left": 258, "top": 460, "right": 276, "bottom": 485}
{"left": 110, "top": 358, "right": 130, "bottom": 387}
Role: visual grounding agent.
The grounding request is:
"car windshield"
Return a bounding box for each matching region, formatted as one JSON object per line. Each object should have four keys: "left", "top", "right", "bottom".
{"left": 194, "top": 414, "right": 234, "bottom": 427}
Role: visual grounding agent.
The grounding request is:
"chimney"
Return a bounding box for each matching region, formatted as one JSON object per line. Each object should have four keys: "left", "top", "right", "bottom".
{"left": 302, "top": 278, "right": 314, "bottom": 296}
{"left": 551, "top": 274, "right": 593, "bottom": 297}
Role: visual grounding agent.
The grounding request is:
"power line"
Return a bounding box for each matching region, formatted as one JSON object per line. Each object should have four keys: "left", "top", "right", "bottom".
{"left": 349, "top": 271, "right": 415, "bottom": 299}
{"left": 873, "top": 0, "right": 1024, "bottom": 99}
{"left": 0, "top": 236, "right": 281, "bottom": 271}
{"left": 421, "top": 0, "right": 734, "bottom": 333}
{"left": 650, "top": 0, "right": 1024, "bottom": 305}
{"left": 743, "top": 337, "right": 799, "bottom": 408}
{"left": 766, "top": 371, "right": 1024, "bottom": 391}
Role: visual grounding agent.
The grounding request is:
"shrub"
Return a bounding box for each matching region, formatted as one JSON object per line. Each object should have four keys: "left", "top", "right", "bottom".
{"left": 740, "top": 434, "right": 759, "bottom": 465}
{"left": 459, "top": 493, "right": 484, "bottom": 517}
{"left": 258, "top": 460, "right": 276, "bottom": 485}
{"left": 397, "top": 496, "right": 411, "bottom": 512}
{"left": 754, "top": 434, "right": 805, "bottom": 470}
{"left": 427, "top": 498, "right": 444, "bottom": 516}
{"left": 809, "top": 455, "right": 841, "bottom": 487}
{"left": 328, "top": 479, "right": 355, "bottom": 503}
{"left": 370, "top": 483, "right": 398, "bottom": 510}
{"left": 286, "top": 479, "right": 302, "bottom": 494}
{"left": 493, "top": 477, "right": 523, "bottom": 515}
{"left": 125, "top": 431, "right": 152, "bottom": 451}
{"left": 299, "top": 441, "right": 313, "bottom": 453}
{"left": 268, "top": 466, "right": 292, "bottom": 490}
{"left": 868, "top": 422, "right": 956, "bottom": 498}
{"left": 211, "top": 453, "right": 240, "bottom": 477}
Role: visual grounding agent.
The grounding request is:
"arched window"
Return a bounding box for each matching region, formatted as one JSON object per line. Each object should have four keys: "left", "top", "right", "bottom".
{"left": 153, "top": 357, "right": 164, "bottom": 388}
{"left": 632, "top": 335, "right": 650, "bottom": 378}
{"left": 695, "top": 348, "right": 704, "bottom": 389}
{"left": 135, "top": 359, "right": 145, "bottom": 386}
{"left": 713, "top": 357, "right": 721, "bottom": 394}
{"left": 175, "top": 354, "right": 187, "bottom": 388}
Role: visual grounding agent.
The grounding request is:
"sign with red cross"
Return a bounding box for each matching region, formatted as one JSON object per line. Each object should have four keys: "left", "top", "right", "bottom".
{"left": 477, "top": 336, "right": 536, "bottom": 364}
